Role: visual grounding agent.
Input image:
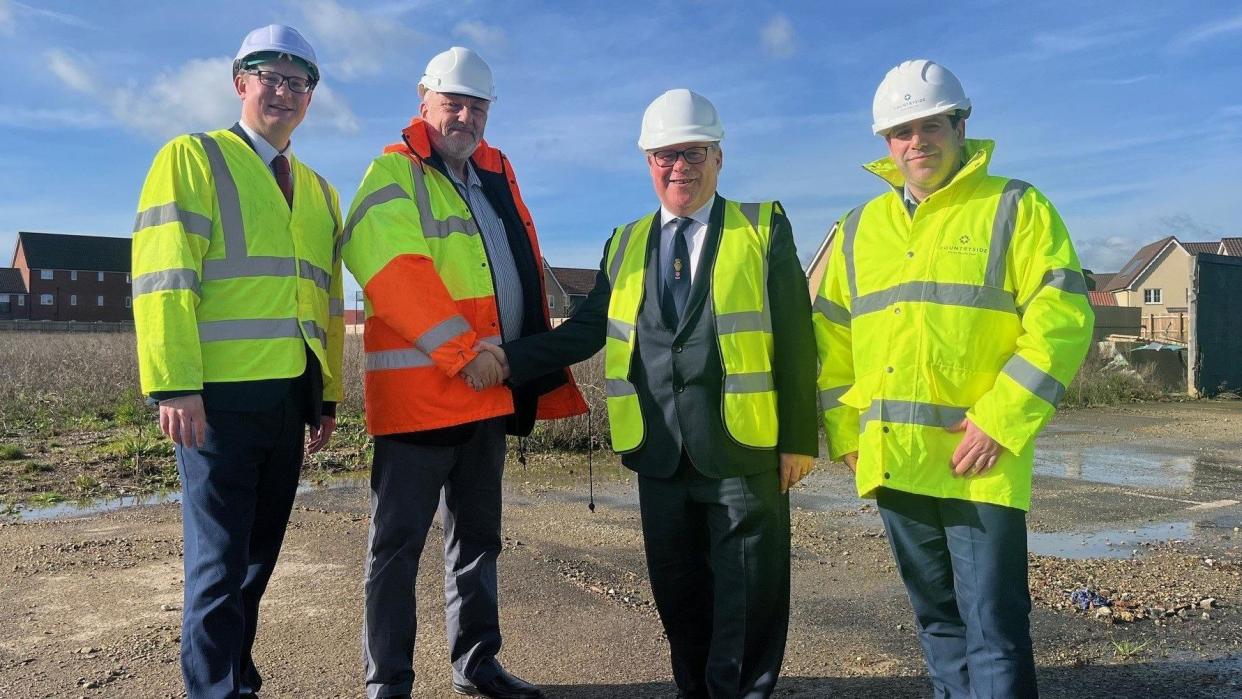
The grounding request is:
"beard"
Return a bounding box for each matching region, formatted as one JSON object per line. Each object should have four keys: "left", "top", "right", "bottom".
{"left": 430, "top": 127, "right": 480, "bottom": 161}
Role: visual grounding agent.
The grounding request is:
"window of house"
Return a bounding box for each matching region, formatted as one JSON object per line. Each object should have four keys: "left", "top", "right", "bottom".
{"left": 70, "top": 270, "right": 78, "bottom": 281}
{"left": 17, "top": 295, "right": 24, "bottom": 306}
{"left": 548, "top": 294, "right": 555, "bottom": 310}
{"left": 97, "top": 295, "right": 104, "bottom": 306}
{"left": 70, "top": 294, "right": 78, "bottom": 306}
{"left": 40, "top": 294, "right": 54, "bottom": 305}
{"left": 1143, "top": 288, "right": 1162, "bottom": 304}
{"left": 125, "top": 273, "right": 131, "bottom": 284}
{"left": 40, "top": 269, "right": 53, "bottom": 280}
{"left": 125, "top": 296, "right": 132, "bottom": 308}
{"left": 97, "top": 271, "right": 105, "bottom": 282}
{"left": 0, "top": 294, "right": 9, "bottom": 313}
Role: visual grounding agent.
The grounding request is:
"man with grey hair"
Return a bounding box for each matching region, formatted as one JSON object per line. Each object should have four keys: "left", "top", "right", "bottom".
{"left": 340, "top": 46, "right": 585, "bottom": 699}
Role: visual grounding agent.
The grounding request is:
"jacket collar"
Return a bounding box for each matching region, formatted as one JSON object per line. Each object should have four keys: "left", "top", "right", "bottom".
{"left": 862, "top": 138, "right": 995, "bottom": 194}
{"left": 383, "top": 117, "right": 505, "bottom": 174}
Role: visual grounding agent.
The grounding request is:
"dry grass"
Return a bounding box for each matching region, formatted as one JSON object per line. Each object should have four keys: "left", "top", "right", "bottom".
{"left": 1062, "top": 346, "right": 1164, "bottom": 409}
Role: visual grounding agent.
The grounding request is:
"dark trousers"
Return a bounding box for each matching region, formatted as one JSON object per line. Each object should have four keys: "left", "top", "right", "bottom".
{"left": 876, "top": 487, "right": 1037, "bottom": 699}
{"left": 176, "top": 395, "right": 305, "bottom": 699}
{"left": 363, "top": 419, "right": 506, "bottom": 699}
{"left": 637, "top": 458, "right": 791, "bottom": 699}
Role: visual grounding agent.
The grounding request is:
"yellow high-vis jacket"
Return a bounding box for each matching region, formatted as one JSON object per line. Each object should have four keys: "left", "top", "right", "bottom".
{"left": 132, "top": 127, "right": 345, "bottom": 401}
{"left": 814, "top": 139, "right": 1093, "bottom": 510}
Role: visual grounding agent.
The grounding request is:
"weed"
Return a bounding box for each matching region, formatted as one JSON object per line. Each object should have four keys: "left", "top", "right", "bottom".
{"left": 74, "top": 474, "right": 100, "bottom": 492}
{"left": 1111, "top": 639, "right": 1149, "bottom": 660}
{"left": 0, "top": 444, "right": 23, "bottom": 460}
{"left": 28, "top": 491, "right": 64, "bottom": 506}
{"left": 24, "top": 461, "right": 53, "bottom": 473}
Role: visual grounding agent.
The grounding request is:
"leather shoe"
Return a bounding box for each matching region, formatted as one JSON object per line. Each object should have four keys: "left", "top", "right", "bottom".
{"left": 452, "top": 666, "right": 545, "bottom": 699}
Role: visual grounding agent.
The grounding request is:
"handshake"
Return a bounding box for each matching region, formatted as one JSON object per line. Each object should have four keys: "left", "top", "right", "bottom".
{"left": 461, "top": 340, "right": 510, "bottom": 391}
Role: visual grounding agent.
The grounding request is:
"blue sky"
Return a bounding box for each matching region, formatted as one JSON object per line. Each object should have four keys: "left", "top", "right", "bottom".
{"left": 2, "top": 0, "right": 1240, "bottom": 301}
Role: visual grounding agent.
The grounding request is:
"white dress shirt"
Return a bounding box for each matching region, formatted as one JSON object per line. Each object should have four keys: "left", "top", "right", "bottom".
{"left": 238, "top": 120, "right": 294, "bottom": 184}
{"left": 658, "top": 197, "right": 714, "bottom": 291}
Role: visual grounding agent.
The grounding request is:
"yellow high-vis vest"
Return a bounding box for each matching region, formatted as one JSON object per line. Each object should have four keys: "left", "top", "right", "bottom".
{"left": 604, "top": 199, "right": 780, "bottom": 453}
{"left": 814, "top": 139, "right": 1093, "bottom": 510}
{"left": 132, "top": 127, "right": 345, "bottom": 400}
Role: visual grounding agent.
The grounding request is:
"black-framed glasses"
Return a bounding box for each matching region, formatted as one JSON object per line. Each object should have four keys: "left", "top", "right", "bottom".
{"left": 246, "top": 69, "right": 315, "bottom": 94}
{"left": 651, "top": 145, "right": 714, "bottom": 167}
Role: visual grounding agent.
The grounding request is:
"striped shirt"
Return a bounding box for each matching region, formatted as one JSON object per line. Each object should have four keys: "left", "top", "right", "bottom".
{"left": 448, "top": 162, "right": 524, "bottom": 342}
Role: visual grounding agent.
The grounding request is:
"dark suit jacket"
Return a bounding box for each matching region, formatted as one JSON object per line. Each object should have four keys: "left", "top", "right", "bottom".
{"left": 503, "top": 195, "right": 818, "bottom": 477}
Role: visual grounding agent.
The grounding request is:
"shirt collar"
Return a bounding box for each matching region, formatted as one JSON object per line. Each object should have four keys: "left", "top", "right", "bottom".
{"left": 238, "top": 119, "right": 293, "bottom": 166}
{"left": 660, "top": 196, "right": 715, "bottom": 230}
{"left": 446, "top": 160, "right": 482, "bottom": 189}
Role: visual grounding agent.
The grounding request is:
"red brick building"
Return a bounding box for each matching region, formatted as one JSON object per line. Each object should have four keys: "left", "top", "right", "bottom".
{"left": 6, "top": 232, "right": 133, "bottom": 323}
{"left": 0, "top": 267, "right": 29, "bottom": 319}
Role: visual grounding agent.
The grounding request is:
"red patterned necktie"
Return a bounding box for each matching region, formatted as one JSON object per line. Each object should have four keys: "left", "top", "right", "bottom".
{"left": 272, "top": 154, "right": 293, "bottom": 209}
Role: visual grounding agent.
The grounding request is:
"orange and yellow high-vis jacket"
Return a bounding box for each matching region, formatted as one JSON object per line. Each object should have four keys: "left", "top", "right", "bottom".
{"left": 341, "top": 119, "right": 586, "bottom": 435}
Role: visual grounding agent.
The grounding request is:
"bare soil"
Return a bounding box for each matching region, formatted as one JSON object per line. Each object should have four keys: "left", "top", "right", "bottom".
{"left": 1, "top": 400, "right": 1241, "bottom": 698}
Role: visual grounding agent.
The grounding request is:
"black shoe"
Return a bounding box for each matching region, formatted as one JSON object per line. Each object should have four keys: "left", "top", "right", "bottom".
{"left": 452, "top": 666, "right": 545, "bottom": 699}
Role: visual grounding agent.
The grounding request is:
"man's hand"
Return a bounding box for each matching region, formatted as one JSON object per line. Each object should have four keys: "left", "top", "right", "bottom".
{"left": 474, "top": 341, "right": 510, "bottom": 380}
{"left": 159, "top": 394, "right": 208, "bottom": 448}
{"left": 947, "top": 419, "right": 1002, "bottom": 477}
{"left": 841, "top": 451, "right": 859, "bottom": 473}
{"left": 307, "top": 415, "right": 337, "bottom": 454}
{"left": 460, "top": 350, "right": 503, "bottom": 391}
{"left": 779, "top": 453, "right": 814, "bottom": 493}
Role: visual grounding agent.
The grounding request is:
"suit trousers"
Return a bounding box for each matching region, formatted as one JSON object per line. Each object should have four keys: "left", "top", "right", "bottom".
{"left": 363, "top": 418, "right": 506, "bottom": 699}
{"left": 175, "top": 393, "right": 305, "bottom": 699}
{"left": 876, "top": 487, "right": 1037, "bottom": 699}
{"left": 638, "top": 457, "right": 791, "bottom": 699}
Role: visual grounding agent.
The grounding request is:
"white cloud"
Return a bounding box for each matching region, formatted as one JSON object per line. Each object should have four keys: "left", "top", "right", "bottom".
{"left": 1170, "top": 13, "right": 1242, "bottom": 51}
{"left": 47, "top": 49, "right": 94, "bottom": 93}
{"left": 296, "top": 0, "right": 424, "bottom": 81}
{"left": 760, "top": 14, "right": 794, "bottom": 58}
{"left": 0, "top": 0, "right": 13, "bottom": 35}
{"left": 45, "top": 51, "right": 359, "bottom": 140}
{"left": 453, "top": 20, "right": 507, "bottom": 52}
{"left": 1076, "top": 234, "right": 1145, "bottom": 272}
{"left": 0, "top": 106, "right": 110, "bottom": 129}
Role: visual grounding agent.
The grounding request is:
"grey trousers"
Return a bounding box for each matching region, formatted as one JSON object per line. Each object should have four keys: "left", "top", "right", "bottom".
{"left": 363, "top": 419, "right": 506, "bottom": 699}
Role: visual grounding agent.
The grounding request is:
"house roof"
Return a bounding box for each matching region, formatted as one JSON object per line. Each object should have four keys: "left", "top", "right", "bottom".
{"left": 1087, "top": 290, "right": 1117, "bottom": 306}
{"left": 1104, "top": 236, "right": 1176, "bottom": 292}
{"left": 1182, "top": 241, "right": 1220, "bottom": 255}
{"left": 1222, "top": 237, "right": 1242, "bottom": 256}
{"left": 0, "top": 268, "right": 26, "bottom": 294}
{"left": 14, "top": 232, "right": 131, "bottom": 273}
{"left": 1085, "top": 272, "right": 1116, "bottom": 291}
{"left": 550, "top": 267, "right": 598, "bottom": 296}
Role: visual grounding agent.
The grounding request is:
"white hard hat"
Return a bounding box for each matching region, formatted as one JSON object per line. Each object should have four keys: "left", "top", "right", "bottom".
{"left": 234, "top": 24, "right": 319, "bottom": 81}
{"left": 871, "top": 59, "right": 971, "bottom": 135}
{"left": 419, "top": 46, "right": 496, "bottom": 102}
{"left": 638, "top": 89, "right": 724, "bottom": 151}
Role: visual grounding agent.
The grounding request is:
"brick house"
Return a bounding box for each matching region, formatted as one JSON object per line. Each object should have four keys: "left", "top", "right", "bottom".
{"left": 0, "top": 267, "right": 29, "bottom": 319}
{"left": 8, "top": 232, "right": 133, "bottom": 322}
{"left": 542, "top": 259, "right": 599, "bottom": 320}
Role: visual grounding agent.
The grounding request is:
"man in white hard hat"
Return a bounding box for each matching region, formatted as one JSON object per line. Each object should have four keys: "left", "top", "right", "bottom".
{"left": 813, "top": 60, "right": 1093, "bottom": 697}
{"left": 340, "top": 46, "right": 585, "bottom": 699}
{"left": 132, "top": 24, "right": 345, "bottom": 699}
{"left": 479, "top": 89, "right": 818, "bottom": 698}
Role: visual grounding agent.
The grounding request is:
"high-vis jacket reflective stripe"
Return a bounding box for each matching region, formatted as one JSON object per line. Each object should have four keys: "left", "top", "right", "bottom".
{"left": 604, "top": 199, "right": 778, "bottom": 453}
{"left": 341, "top": 119, "right": 585, "bottom": 436}
{"left": 813, "top": 139, "right": 1093, "bottom": 510}
{"left": 133, "top": 128, "right": 345, "bottom": 400}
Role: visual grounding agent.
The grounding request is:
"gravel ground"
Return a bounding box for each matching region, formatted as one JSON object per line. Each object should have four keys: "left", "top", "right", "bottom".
{"left": 1, "top": 400, "right": 1241, "bottom": 698}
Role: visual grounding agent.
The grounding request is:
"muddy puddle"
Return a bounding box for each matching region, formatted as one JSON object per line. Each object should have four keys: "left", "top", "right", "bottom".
{"left": 1035, "top": 448, "right": 1242, "bottom": 493}
{"left": 13, "top": 474, "right": 371, "bottom": 523}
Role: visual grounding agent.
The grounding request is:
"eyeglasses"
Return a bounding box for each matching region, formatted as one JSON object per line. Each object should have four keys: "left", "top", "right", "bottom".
{"left": 650, "top": 145, "right": 714, "bottom": 167}
{"left": 245, "top": 69, "right": 315, "bottom": 94}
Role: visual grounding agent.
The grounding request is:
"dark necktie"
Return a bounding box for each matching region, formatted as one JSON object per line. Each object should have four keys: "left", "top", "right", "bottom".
{"left": 661, "top": 217, "right": 693, "bottom": 327}
{"left": 272, "top": 154, "right": 293, "bottom": 209}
